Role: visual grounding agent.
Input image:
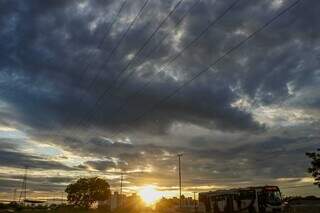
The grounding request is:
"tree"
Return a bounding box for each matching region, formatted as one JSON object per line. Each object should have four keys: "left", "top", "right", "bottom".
{"left": 306, "top": 149, "right": 320, "bottom": 188}
{"left": 65, "top": 177, "right": 111, "bottom": 208}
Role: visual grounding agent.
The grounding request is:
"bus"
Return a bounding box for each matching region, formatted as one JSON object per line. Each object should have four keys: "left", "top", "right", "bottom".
{"left": 199, "top": 186, "right": 283, "bottom": 213}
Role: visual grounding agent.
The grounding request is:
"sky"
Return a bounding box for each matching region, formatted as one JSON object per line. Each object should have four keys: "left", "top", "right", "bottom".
{"left": 0, "top": 0, "right": 320, "bottom": 201}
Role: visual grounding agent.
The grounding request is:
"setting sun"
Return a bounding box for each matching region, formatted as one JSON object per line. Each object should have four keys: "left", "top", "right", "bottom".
{"left": 1, "top": 0, "right": 320, "bottom": 212}
{"left": 138, "top": 185, "right": 162, "bottom": 205}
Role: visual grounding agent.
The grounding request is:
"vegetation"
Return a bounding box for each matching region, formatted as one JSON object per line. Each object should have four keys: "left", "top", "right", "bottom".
{"left": 156, "top": 197, "right": 179, "bottom": 212}
{"left": 306, "top": 149, "right": 320, "bottom": 187}
{"left": 65, "top": 177, "right": 111, "bottom": 208}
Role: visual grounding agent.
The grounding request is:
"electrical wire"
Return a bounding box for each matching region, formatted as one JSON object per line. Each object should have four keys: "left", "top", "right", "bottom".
{"left": 79, "top": 0, "right": 240, "bottom": 128}
{"left": 105, "top": 0, "right": 302, "bottom": 139}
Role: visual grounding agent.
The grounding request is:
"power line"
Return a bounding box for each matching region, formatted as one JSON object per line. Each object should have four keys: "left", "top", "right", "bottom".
{"left": 79, "top": 0, "right": 239, "bottom": 130}
{"left": 0, "top": 1, "right": 129, "bottom": 144}
{"left": 79, "top": 0, "right": 128, "bottom": 79}
{"left": 59, "top": 0, "right": 128, "bottom": 131}
{"left": 78, "top": 0, "right": 186, "bottom": 127}
{"left": 74, "top": 0, "right": 150, "bottom": 128}
{"left": 128, "top": 0, "right": 302, "bottom": 126}
{"left": 79, "top": 0, "right": 241, "bottom": 135}
{"left": 61, "top": 0, "right": 150, "bottom": 137}
{"left": 86, "top": 0, "right": 150, "bottom": 92}
{"left": 106, "top": 0, "right": 302, "bottom": 139}
{"left": 77, "top": 0, "right": 201, "bottom": 133}
{"left": 100, "top": 0, "right": 201, "bottom": 97}
{"left": 1, "top": 1, "right": 201, "bottom": 141}
{"left": 65, "top": 0, "right": 202, "bottom": 142}
{"left": 93, "top": 0, "right": 185, "bottom": 100}
{"left": 142, "top": 0, "right": 201, "bottom": 60}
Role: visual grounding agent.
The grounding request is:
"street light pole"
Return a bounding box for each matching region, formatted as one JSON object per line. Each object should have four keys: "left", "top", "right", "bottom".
{"left": 177, "top": 153, "right": 183, "bottom": 210}
{"left": 120, "top": 172, "right": 123, "bottom": 208}
{"left": 194, "top": 191, "right": 197, "bottom": 213}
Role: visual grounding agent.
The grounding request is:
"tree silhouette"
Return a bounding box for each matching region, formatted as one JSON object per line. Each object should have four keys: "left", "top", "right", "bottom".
{"left": 306, "top": 149, "right": 320, "bottom": 188}
{"left": 65, "top": 177, "right": 111, "bottom": 208}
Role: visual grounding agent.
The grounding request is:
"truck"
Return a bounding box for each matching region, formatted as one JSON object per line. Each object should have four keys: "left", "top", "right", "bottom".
{"left": 198, "top": 185, "right": 283, "bottom": 213}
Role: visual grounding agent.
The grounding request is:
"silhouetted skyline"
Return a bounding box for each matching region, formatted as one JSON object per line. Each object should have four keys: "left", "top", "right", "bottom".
{"left": 0, "top": 0, "right": 319, "bottom": 200}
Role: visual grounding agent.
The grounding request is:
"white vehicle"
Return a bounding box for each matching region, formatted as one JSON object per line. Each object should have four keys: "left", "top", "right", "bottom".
{"left": 199, "top": 186, "right": 283, "bottom": 213}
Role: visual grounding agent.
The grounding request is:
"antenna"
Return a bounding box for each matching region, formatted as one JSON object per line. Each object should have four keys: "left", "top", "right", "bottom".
{"left": 177, "top": 153, "right": 183, "bottom": 210}
{"left": 194, "top": 191, "right": 197, "bottom": 213}
{"left": 13, "top": 188, "right": 17, "bottom": 202}
{"left": 61, "top": 191, "right": 64, "bottom": 204}
{"left": 120, "top": 172, "right": 123, "bottom": 207}
{"left": 19, "top": 166, "right": 28, "bottom": 203}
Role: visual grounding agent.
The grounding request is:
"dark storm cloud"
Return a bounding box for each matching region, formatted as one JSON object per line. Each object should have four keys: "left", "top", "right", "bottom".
{"left": 0, "top": 173, "right": 73, "bottom": 186}
{"left": 0, "top": 139, "right": 71, "bottom": 170}
{"left": 0, "top": 139, "right": 18, "bottom": 150}
{"left": 175, "top": 0, "right": 320, "bottom": 104}
{"left": 0, "top": 0, "right": 319, "bottom": 196}
{"left": 0, "top": 0, "right": 277, "bottom": 134}
{"left": 0, "top": 149, "right": 72, "bottom": 170}
{"left": 83, "top": 159, "right": 117, "bottom": 171}
{"left": 0, "top": 175, "right": 72, "bottom": 193}
{"left": 48, "top": 133, "right": 317, "bottom": 188}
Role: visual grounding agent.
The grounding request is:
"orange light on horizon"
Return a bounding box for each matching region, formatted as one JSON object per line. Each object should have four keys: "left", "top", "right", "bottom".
{"left": 138, "top": 185, "right": 163, "bottom": 206}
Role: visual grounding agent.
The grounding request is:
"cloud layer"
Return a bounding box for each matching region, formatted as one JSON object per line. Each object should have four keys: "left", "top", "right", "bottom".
{"left": 0, "top": 0, "right": 320, "bottom": 198}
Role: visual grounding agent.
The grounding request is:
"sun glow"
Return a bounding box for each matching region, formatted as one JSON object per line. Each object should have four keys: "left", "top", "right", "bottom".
{"left": 138, "top": 185, "right": 162, "bottom": 205}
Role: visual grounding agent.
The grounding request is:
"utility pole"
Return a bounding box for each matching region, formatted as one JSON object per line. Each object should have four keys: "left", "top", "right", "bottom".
{"left": 24, "top": 167, "right": 27, "bottom": 201}
{"left": 177, "top": 153, "right": 183, "bottom": 210}
{"left": 61, "top": 191, "right": 64, "bottom": 204}
{"left": 193, "top": 191, "right": 197, "bottom": 213}
{"left": 19, "top": 166, "right": 28, "bottom": 203}
{"left": 13, "top": 188, "right": 17, "bottom": 202}
{"left": 120, "top": 172, "right": 123, "bottom": 208}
